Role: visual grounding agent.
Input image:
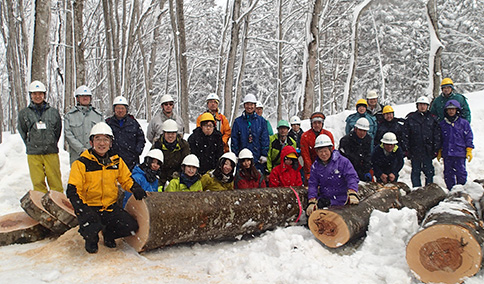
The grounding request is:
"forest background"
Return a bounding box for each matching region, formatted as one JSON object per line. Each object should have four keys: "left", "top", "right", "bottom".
{"left": 1, "top": 0, "right": 483, "bottom": 140}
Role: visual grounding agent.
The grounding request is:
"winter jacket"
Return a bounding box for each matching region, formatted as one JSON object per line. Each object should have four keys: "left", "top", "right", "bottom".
{"left": 18, "top": 101, "right": 62, "bottom": 155}
{"left": 267, "top": 134, "right": 297, "bottom": 172}
{"left": 440, "top": 117, "right": 473, "bottom": 158}
{"left": 268, "top": 146, "right": 303, "bottom": 187}
{"left": 367, "top": 103, "right": 384, "bottom": 123}
{"left": 152, "top": 135, "right": 190, "bottom": 188}
{"left": 67, "top": 149, "right": 135, "bottom": 211}
{"left": 123, "top": 164, "right": 160, "bottom": 206}
{"left": 300, "top": 129, "right": 335, "bottom": 176}
{"left": 430, "top": 92, "right": 471, "bottom": 122}
{"left": 146, "top": 111, "right": 185, "bottom": 143}
{"left": 403, "top": 111, "right": 441, "bottom": 159}
{"left": 231, "top": 112, "right": 270, "bottom": 162}
{"left": 374, "top": 117, "right": 406, "bottom": 152}
{"left": 106, "top": 115, "right": 146, "bottom": 170}
{"left": 201, "top": 170, "right": 234, "bottom": 191}
{"left": 264, "top": 118, "right": 274, "bottom": 136}
{"left": 188, "top": 127, "right": 224, "bottom": 174}
{"left": 234, "top": 168, "right": 266, "bottom": 189}
{"left": 288, "top": 128, "right": 304, "bottom": 149}
{"left": 165, "top": 176, "right": 203, "bottom": 192}
{"left": 371, "top": 144, "right": 404, "bottom": 180}
{"left": 196, "top": 111, "right": 231, "bottom": 152}
{"left": 338, "top": 130, "right": 372, "bottom": 181}
{"left": 308, "top": 150, "right": 359, "bottom": 206}
{"left": 345, "top": 112, "right": 377, "bottom": 142}
{"left": 64, "top": 105, "right": 103, "bottom": 164}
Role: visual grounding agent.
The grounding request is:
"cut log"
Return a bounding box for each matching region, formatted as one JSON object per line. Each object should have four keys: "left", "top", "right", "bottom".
{"left": 406, "top": 191, "right": 484, "bottom": 284}
{"left": 400, "top": 183, "right": 448, "bottom": 221}
{"left": 308, "top": 184, "right": 402, "bottom": 248}
{"left": 354, "top": 182, "right": 410, "bottom": 202}
{"left": 0, "top": 212, "right": 49, "bottom": 246}
{"left": 20, "top": 190, "right": 70, "bottom": 235}
{"left": 124, "top": 186, "right": 307, "bottom": 252}
{"left": 41, "top": 190, "right": 78, "bottom": 228}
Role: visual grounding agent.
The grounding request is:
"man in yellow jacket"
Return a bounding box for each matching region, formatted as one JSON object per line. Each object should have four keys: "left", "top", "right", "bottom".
{"left": 66, "top": 122, "right": 146, "bottom": 253}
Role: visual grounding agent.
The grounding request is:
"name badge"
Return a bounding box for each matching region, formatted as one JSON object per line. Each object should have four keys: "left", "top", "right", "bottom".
{"left": 36, "top": 121, "right": 47, "bottom": 129}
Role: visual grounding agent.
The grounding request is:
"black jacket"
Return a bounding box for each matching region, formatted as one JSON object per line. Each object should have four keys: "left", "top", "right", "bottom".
{"left": 375, "top": 118, "right": 406, "bottom": 152}
{"left": 188, "top": 127, "right": 224, "bottom": 174}
{"left": 288, "top": 128, "right": 304, "bottom": 149}
{"left": 338, "top": 130, "right": 372, "bottom": 181}
{"left": 371, "top": 144, "right": 404, "bottom": 181}
{"left": 403, "top": 111, "right": 441, "bottom": 159}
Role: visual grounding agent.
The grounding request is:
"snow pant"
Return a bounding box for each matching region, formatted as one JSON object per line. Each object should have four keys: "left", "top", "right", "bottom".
{"left": 443, "top": 156, "right": 467, "bottom": 190}
{"left": 77, "top": 204, "right": 139, "bottom": 244}
{"left": 410, "top": 156, "right": 434, "bottom": 187}
{"left": 27, "top": 154, "right": 63, "bottom": 193}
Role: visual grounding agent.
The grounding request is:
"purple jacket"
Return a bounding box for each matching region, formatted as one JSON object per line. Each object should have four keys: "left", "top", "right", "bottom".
{"left": 440, "top": 117, "right": 473, "bottom": 158}
{"left": 308, "top": 150, "right": 359, "bottom": 206}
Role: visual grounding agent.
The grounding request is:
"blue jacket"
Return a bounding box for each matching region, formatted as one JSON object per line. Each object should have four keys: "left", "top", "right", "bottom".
{"left": 123, "top": 165, "right": 159, "bottom": 207}
{"left": 403, "top": 111, "right": 441, "bottom": 159}
{"left": 371, "top": 144, "right": 404, "bottom": 178}
{"left": 231, "top": 112, "right": 270, "bottom": 161}
{"left": 106, "top": 114, "right": 146, "bottom": 170}
{"left": 308, "top": 150, "right": 359, "bottom": 206}
{"left": 440, "top": 117, "right": 473, "bottom": 158}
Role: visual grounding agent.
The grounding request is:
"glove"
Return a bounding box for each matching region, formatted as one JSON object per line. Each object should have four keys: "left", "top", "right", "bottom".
{"left": 466, "top": 148, "right": 473, "bottom": 162}
{"left": 364, "top": 173, "right": 372, "bottom": 182}
{"left": 437, "top": 149, "right": 442, "bottom": 162}
{"left": 317, "top": 197, "right": 331, "bottom": 209}
{"left": 347, "top": 189, "right": 359, "bottom": 205}
{"left": 131, "top": 183, "right": 147, "bottom": 200}
{"left": 259, "top": 156, "right": 268, "bottom": 164}
{"left": 306, "top": 198, "right": 317, "bottom": 216}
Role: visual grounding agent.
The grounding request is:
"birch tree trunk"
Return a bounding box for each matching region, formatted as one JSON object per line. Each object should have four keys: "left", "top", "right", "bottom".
{"left": 31, "top": 0, "right": 51, "bottom": 82}
{"left": 233, "top": 3, "right": 251, "bottom": 121}
{"left": 215, "top": 1, "right": 231, "bottom": 101}
{"left": 427, "top": 0, "right": 443, "bottom": 99}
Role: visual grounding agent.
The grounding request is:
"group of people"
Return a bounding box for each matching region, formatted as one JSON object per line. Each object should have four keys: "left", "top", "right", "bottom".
{"left": 17, "top": 77, "right": 473, "bottom": 253}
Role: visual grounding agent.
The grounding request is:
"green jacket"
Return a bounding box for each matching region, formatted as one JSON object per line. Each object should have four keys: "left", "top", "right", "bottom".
{"left": 267, "top": 134, "right": 296, "bottom": 172}
{"left": 152, "top": 135, "right": 190, "bottom": 187}
{"left": 201, "top": 171, "right": 234, "bottom": 191}
{"left": 18, "top": 102, "right": 62, "bottom": 155}
{"left": 165, "top": 176, "right": 203, "bottom": 192}
{"left": 430, "top": 92, "right": 471, "bottom": 122}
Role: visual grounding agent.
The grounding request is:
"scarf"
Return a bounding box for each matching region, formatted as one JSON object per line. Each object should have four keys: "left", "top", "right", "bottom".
{"left": 140, "top": 160, "right": 160, "bottom": 183}
{"left": 180, "top": 172, "right": 200, "bottom": 188}
{"left": 213, "top": 159, "right": 235, "bottom": 183}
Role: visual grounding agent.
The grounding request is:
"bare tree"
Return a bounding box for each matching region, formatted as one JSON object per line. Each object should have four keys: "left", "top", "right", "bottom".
{"left": 74, "top": 0, "right": 86, "bottom": 86}
{"left": 31, "top": 0, "right": 51, "bottom": 82}
{"left": 427, "top": 0, "right": 443, "bottom": 98}
{"left": 175, "top": 0, "right": 189, "bottom": 132}
{"left": 276, "top": 0, "right": 283, "bottom": 121}
{"left": 101, "top": 0, "right": 116, "bottom": 103}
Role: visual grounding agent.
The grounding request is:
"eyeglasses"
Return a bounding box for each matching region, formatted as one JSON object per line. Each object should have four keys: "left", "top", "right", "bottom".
{"left": 163, "top": 102, "right": 174, "bottom": 106}
{"left": 93, "top": 137, "right": 111, "bottom": 143}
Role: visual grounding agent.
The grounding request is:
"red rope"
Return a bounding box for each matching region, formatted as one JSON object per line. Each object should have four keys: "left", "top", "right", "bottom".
{"left": 290, "top": 186, "right": 303, "bottom": 223}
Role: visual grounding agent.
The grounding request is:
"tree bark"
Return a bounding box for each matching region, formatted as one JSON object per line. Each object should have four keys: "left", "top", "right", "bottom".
{"left": 399, "top": 183, "right": 447, "bottom": 221}
{"left": 65, "top": 0, "right": 75, "bottom": 112}
{"left": 427, "top": 0, "right": 443, "bottom": 99}
{"left": 31, "top": 0, "right": 51, "bottom": 82}
{"left": 124, "top": 187, "right": 308, "bottom": 252}
{"left": 41, "top": 190, "right": 78, "bottom": 228}
{"left": 101, "top": 0, "right": 116, "bottom": 103}
{"left": 233, "top": 3, "right": 251, "bottom": 121}
{"left": 276, "top": 0, "right": 283, "bottom": 121}
{"left": 73, "top": 0, "right": 86, "bottom": 86}
{"left": 0, "top": 212, "right": 49, "bottom": 246}
{"left": 175, "top": 0, "right": 189, "bottom": 133}
{"left": 406, "top": 191, "right": 483, "bottom": 284}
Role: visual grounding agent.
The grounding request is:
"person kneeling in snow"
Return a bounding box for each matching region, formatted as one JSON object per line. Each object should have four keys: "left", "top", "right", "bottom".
{"left": 306, "top": 135, "right": 359, "bottom": 217}
{"left": 268, "top": 146, "right": 303, "bottom": 187}
{"left": 437, "top": 100, "right": 474, "bottom": 190}
{"left": 66, "top": 122, "right": 146, "bottom": 254}
{"left": 165, "top": 154, "right": 203, "bottom": 192}
{"left": 201, "top": 152, "right": 238, "bottom": 191}
{"left": 234, "top": 149, "right": 266, "bottom": 189}
{"left": 371, "top": 132, "right": 404, "bottom": 183}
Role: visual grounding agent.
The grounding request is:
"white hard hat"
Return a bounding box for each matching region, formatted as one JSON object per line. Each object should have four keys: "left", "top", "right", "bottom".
{"left": 416, "top": 96, "right": 430, "bottom": 105}
{"left": 182, "top": 154, "right": 200, "bottom": 168}
{"left": 75, "top": 85, "right": 92, "bottom": 97}
{"left": 90, "top": 122, "right": 113, "bottom": 138}
{"left": 238, "top": 148, "right": 253, "bottom": 160}
{"left": 289, "top": 116, "right": 301, "bottom": 125}
{"left": 242, "top": 94, "right": 258, "bottom": 104}
{"left": 160, "top": 94, "right": 174, "bottom": 105}
{"left": 220, "top": 152, "right": 238, "bottom": 164}
{"left": 113, "top": 96, "right": 128, "bottom": 106}
{"left": 314, "top": 134, "right": 333, "bottom": 148}
{"left": 256, "top": 101, "right": 263, "bottom": 108}
{"left": 162, "top": 119, "right": 178, "bottom": 132}
{"left": 381, "top": 132, "right": 398, "bottom": 144}
{"left": 366, "top": 90, "right": 378, "bottom": 99}
{"left": 206, "top": 93, "right": 220, "bottom": 102}
{"left": 28, "top": 81, "right": 46, "bottom": 93}
{"left": 146, "top": 149, "right": 164, "bottom": 164}
{"left": 354, "top": 118, "right": 370, "bottom": 131}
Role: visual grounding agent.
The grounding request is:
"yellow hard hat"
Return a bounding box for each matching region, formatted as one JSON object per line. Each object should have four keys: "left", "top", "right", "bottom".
{"left": 199, "top": 112, "right": 215, "bottom": 123}
{"left": 382, "top": 105, "right": 394, "bottom": 114}
{"left": 356, "top": 99, "right": 368, "bottom": 107}
{"left": 440, "top": 78, "right": 454, "bottom": 87}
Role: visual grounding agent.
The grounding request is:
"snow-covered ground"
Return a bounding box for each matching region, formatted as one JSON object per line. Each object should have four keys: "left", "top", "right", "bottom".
{"left": 0, "top": 92, "right": 483, "bottom": 284}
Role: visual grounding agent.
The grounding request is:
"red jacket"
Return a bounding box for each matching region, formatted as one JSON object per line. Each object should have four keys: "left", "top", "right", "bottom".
{"left": 268, "top": 146, "right": 303, "bottom": 187}
{"left": 300, "top": 129, "right": 334, "bottom": 176}
{"left": 234, "top": 167, "right": 266, "bottom": 189}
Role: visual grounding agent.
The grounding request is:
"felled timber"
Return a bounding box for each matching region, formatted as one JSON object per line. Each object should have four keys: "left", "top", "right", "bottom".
{"left": 355, "top": 182, "right": 410, "bottom": 201}
{"left": 41, "top": 190, "right": 78, "bottom": 228}
{"left": 124, "top": 186, "right": 307, "bottom": 252}
{"left": 20, "top": 190, "right": 70, "bottom": 235}
{"left": 406, "top": 191, "right": 484, "bottom": 284}
{"left": 0, "top": 212, "right": 49, "bottom": 246}
{"left": 399, "top": 183, "right": 448, "bottom": 221}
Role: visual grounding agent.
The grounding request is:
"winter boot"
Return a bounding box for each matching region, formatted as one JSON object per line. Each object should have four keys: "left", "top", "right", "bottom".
{"left": 85, "top": 240, "right": 99, "bottom": 253}
{"left": 104, "top": 238, "right": 116, "bottom": 248}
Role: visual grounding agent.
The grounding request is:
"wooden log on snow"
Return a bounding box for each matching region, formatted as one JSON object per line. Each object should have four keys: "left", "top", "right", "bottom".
{"left": 406, "top": 191, "right": 484, "bottom": 284}
{"left": 124, "top": 186, "right": 307, "bottom": 252}
{"left": 308, "top": 184, "right": 401, "bottom": 248}
{"left": 41, "top": 190, "right": 78, "bottom": 228}
{"left": 400, "top": 183, "right": 448, "bottom": 221}
{"left": 356, "top": 182, "right": 410, "bottom": 201}
{"left": 20, "top": 190, "right": 70, "bottom": 235}
{"left": 0, "top": 212, "right": 49, "bottom": 246}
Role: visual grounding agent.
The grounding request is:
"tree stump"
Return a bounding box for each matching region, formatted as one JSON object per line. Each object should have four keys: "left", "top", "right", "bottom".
{"left": 41, "top": 190, "right": 78, "bottom": 228}
{"left": 20, "top": 190, "right": 70, "bottom": 235}
{"left": 0, "top": 212, "right": 49, "bottom": 246}
{"left": 124, "top": 186, "right": 307, "bottom": 252}
{"left": 406, "top": 191, "right": 484, "bottom": 284}
{"left": 400, "top": 183, "right": 448, "bottom": 221}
